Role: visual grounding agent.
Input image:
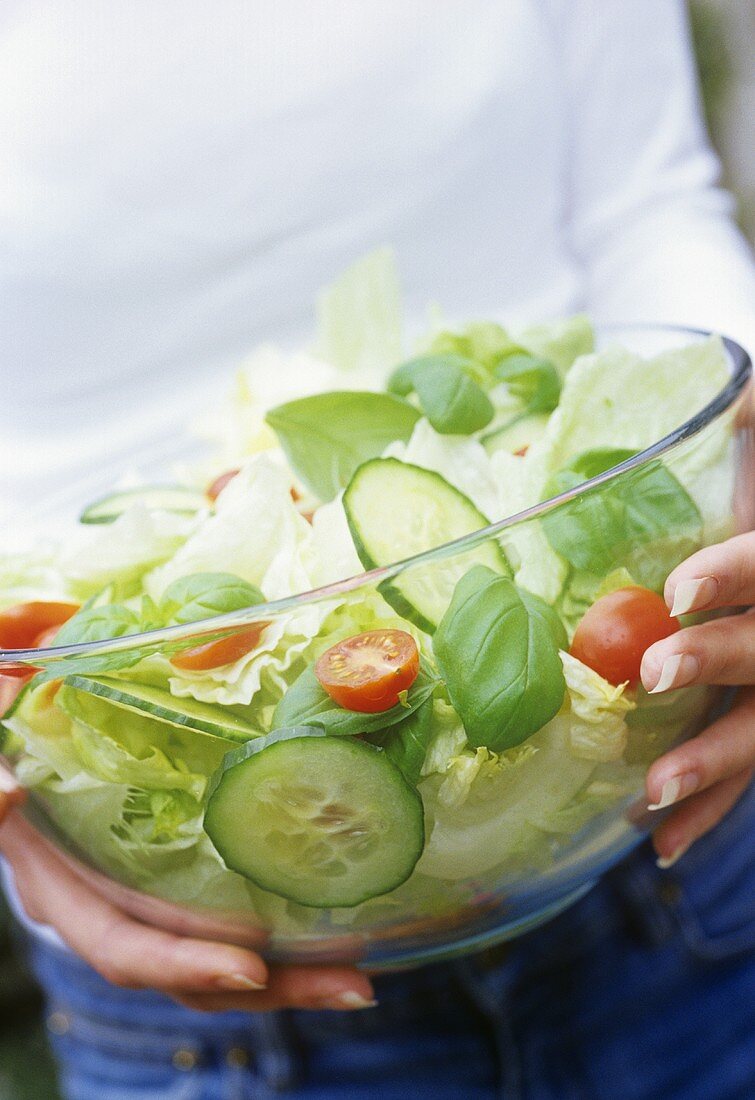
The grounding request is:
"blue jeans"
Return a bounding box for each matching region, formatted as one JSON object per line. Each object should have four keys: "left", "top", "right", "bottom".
{"left": 27, "top": 783, "right": 755, "bottom": 1100}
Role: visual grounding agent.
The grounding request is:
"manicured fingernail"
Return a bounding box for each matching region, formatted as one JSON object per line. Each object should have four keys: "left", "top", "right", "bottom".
{"left": 332, "top": 992, "right": 378, "bottom": 1010}
{"left": 670, "top": 577, "right": 718, "bottom": 617}
{"left": 656, "top": 846, "right": 687, "bottom": 870}
{"left": 648, "top": 773, "right": 699, "bottom": 811}
{"left": 216, "top": 973, "right": 267, "bottom": 992}
{"left": 648, "top": 654, "right": 700, "bottom": 694}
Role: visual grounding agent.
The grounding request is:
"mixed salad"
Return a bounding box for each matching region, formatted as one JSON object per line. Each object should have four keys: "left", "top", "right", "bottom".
{"left": 0, "top": 251, "right": 735, "bottom": 924}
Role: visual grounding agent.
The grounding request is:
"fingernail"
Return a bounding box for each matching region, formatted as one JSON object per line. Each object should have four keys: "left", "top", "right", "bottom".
{"left": 327, "top": 992, "right": 378, "bottom": 1010}
{"left": 670, "top": 577, "right": 718, "bottom": 617}
{"left": 216, "top": 973, "right": 267, "bottom": 992}
{"left": 648, "top": 773, "right": 699, "bottom": 811}
{"left": 648, "top": 654, "right": 700, "bottom": 694}
{"left": 656, "top": 845, "right": 687, "bottom": 870}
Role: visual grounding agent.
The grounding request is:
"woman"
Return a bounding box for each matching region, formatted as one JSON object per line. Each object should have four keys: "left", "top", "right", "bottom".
{"left": 1, "top": 2, "right": 753, "bottom": 1096}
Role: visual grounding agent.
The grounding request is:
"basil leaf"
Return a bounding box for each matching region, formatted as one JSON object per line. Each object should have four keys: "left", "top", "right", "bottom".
{"left": 541, "top": 449, "right": 702, "bottom": 589}
{"left": 429, "top": 321, "right": 522, "bottom": 374}
{"left": 160, "top": 573, "right": 265, "bottom": 625}
{"left": 367, "top": 697, "right": 435, "bottom": 785}
{"left": 54, "top": 605, "right": 141, "bottom": 646}
{"left": 494, "top": 353, "right": 561, "bottom": 415}
{"left": 434, "top": 566, "right": 567, "bottom": 751}
{"left": 388, "top": 355, "right": 494, "bottom": 435}
{"left": 30, "top": 645, "right": 155, "bottom": 686}
{"left": 273, "top": 661, "right": 438, "bottom": 737}
{"left": 265, "top": 391, "right": 420, "bottom": 501}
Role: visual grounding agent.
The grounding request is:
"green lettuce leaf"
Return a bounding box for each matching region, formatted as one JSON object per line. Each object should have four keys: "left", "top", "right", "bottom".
{"left": 560, "top": 652, "right": 635, "bottom": 762}
{"left": 516, "top": 315, "right": 593, "bottom": 377}
{"left": 315, "top": 247, "right": 403, "bottom": 373}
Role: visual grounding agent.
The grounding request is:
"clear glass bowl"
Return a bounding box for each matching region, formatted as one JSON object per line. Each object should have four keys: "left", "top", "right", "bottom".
{"left": 2, "top": 324, "right": 753, "bottom": 969}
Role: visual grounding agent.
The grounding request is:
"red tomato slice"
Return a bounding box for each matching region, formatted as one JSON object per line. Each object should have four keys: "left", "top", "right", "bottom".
{"left": 0, "top": 601, "right": 79, "bottom": 677}
{"left": 315, "top": 629, "right": 420, "bottom": 713}
{"left": 206, "top": 468, "right": 241, "bottom": 504}
{"left": 0, "top": 601, "right": 80, "bottom": 650}
{"left": 570, "top": 586, "right": 681, "bottom": 687}
{"left": 170, "top": 622, "right": 271, "bottom": 671}
{"left": 33, "top": 625, "right": 62, "bottom": 649}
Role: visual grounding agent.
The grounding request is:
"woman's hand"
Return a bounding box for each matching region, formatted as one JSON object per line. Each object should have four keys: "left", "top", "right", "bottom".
{"left": 640, "top": 531, "right": 755, "bottom": 867}
{"left": 0, "top": 770, "right": 374, "bottom": 1014}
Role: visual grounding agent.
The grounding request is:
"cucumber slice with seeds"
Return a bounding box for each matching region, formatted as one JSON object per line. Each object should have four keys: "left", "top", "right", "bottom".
{"left": 204, "top": 727, "right": 424, "bottom": 907}
{"left": 80, "top": 486, "right": 207, "bottom": 524}
{"left": 63, "top": 675, "right": 260, "bottom": 743}
{"left": 343, "top": 458, "right": 510, "bottom": 632}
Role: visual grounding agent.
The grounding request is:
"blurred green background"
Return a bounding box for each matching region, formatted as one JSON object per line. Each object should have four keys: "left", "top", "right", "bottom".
{"left": 1, "top": 4, "right": 753, "bottom": 1097}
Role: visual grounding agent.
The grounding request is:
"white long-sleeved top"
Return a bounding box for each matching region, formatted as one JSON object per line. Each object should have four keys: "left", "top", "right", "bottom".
{"left": 1, "top": 0, "right": 754, "bottom": 524}
{"left": 1, "top": 0, "right": 755, "bottom": 946}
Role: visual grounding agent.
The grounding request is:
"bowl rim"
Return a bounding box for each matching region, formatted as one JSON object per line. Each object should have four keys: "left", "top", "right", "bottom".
{"left": 2, "top": 322, "right": 751, "bottom": 665}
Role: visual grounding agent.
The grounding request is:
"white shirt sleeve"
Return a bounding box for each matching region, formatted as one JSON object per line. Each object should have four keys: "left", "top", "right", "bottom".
{"left": 549, "top": 0, "right": 755, "bottom": 355}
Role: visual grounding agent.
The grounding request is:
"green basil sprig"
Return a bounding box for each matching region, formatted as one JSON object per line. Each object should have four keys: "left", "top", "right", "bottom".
{"left": 387, "top": 355, "right": 494, "bottom": 435}
{"left": 428, "top": 321, "right": 522, "bottom": 374}
{"left": 541, "top": 449, "right": 702, "bottom": 589}
{"left": 265, "top": 391, "right": 420, "bottom": 502}
{"left": 367, "top": 697, "right": 435, "bottom": 785}
{"left": 434, "top": 566, "right": 567, "bottom": 751}
{"left": 273, "top": 661, "right": 438, "bottom": 737}
{"left": 494, "top": 353, "right": 561, "bottom": 415}
{"left": 159, "top": 573, "right": 265, "bottom": 625}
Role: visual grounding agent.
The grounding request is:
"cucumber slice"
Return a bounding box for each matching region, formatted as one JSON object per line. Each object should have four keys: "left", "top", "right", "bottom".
{"left": 63, "top": 675, "right": 260, "bottom": 743}
{"left": 343, "top": 458, "right": 510, "bottom": 632}
{"left": 482, "top": 413, "right": 550, "bottom": 456}
{"left": 80, "top": 486, "right": 207, "bottom": 524}
{"left": 205, "top": 727, "right": 425, "bottom": 907}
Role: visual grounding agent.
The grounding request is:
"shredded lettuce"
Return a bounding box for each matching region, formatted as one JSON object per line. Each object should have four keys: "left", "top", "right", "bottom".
{"left": 532, "top": 335, "right": 729, "bottom": 475}
{"left": 60, "top": 505, "right": 197, "bottom": 600}
{"left": 146, "top": 455, "right": 311, "bottom": 601}
{"left": 0, "top": 548, "right": 72, "bottom": 610}
{"left": 516, "top": 315, "right": 593, "bottom": 377}
{"left": 560, "top": 652, "right": 635, "bottom": 762}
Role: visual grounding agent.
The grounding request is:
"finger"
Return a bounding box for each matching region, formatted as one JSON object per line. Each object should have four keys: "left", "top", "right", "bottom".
{"left": 640, "top": 615, "right": 755, "bottom": 692}
{"left": 173, "top": 966, "right": 376, "bottom": 1014}
{"left": 664, "top": 531, "right": 755, "bottom": 616}
{"left": 646, "top": 687, "right": 755, "bottom": 810}
{"left": 652, "top": 768, "right": 754, "bottom": 867}
{"left": 0, "top": 815, "right": 268, "bottom": 993}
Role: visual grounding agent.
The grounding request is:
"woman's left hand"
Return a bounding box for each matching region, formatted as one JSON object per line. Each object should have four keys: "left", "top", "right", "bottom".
{"left": 640, "top": 531, "right": 755, "bottom": 867}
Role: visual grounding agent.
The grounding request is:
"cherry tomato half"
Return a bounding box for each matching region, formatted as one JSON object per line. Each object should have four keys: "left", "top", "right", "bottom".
{"left": 570, "top": 586, "right": 681, "bottom": 687}
{"left": 170, "top": 622, "right": 271, "bottom": 671}
{"left": 315, "top": 629, "right": 420, "bottom": 713}
{"left": 206, "top": 468, "right": 241, "bottom": 504}
{"left": 0, "top": 601, "right": 80, "bottom": 677}
{"left": 0, "top": 601, "right": 80, "bottom": 650}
